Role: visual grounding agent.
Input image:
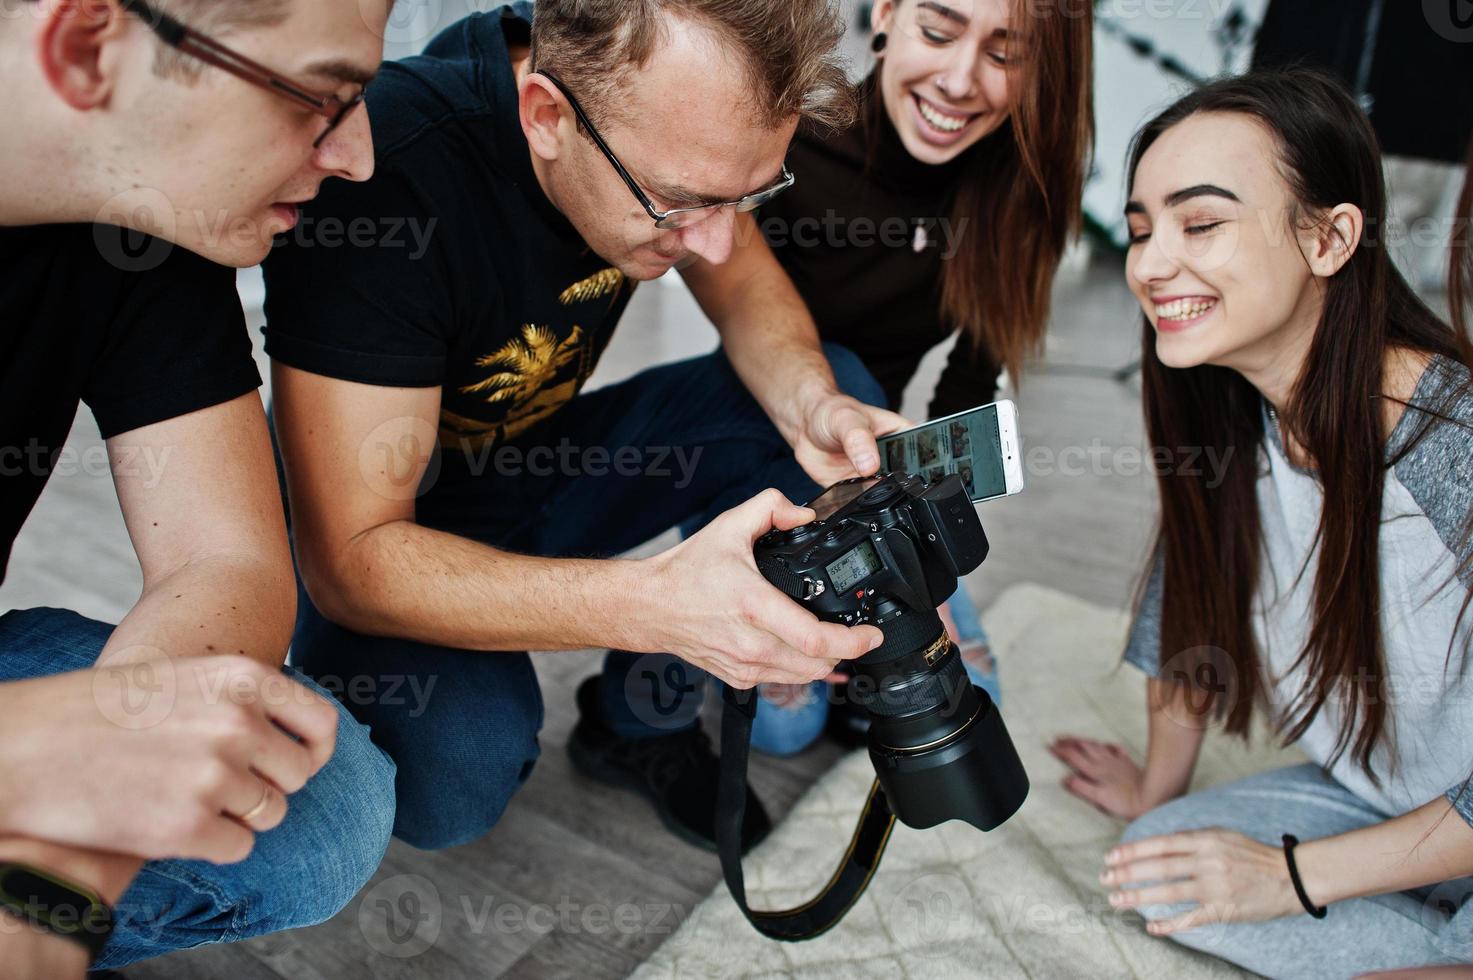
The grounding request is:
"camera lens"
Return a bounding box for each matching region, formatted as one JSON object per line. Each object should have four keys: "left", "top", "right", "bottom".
{"left": 854, "top": 609, "right": 1029, "bottom": 832}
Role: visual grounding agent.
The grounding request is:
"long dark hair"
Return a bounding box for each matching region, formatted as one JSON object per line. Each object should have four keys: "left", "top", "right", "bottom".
{"left": 876, "top": 0, "right": 1093, "bottom": 382}
{"left": 1130, "top": 69, "right": 1473, "bottom": 781}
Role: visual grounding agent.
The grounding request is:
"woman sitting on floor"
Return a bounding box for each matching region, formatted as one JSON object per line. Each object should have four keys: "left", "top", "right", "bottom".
{"left": 1050, "top": 69, "right": 1473, "bottom": 977}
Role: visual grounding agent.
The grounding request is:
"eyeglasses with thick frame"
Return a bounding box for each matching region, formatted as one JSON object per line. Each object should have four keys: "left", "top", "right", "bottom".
{"left": 537, "top": 70, "right": 795, "bottom": 231}
{"left": 118, "top": 0, "right": 366, "bottom": 148}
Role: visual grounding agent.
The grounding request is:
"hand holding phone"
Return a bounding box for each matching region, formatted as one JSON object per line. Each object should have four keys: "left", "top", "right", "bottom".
{"left": 876, "top": 400, "right": 1023, "bottom": 503}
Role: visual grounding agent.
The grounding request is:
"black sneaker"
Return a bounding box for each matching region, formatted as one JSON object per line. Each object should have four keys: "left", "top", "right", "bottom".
{"left": 567, "top": 676, "right": 772, "bottom": 854}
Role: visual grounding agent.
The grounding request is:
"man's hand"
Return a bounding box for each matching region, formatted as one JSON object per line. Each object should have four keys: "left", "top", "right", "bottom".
{"left": 646, "top": 489, "right": 884, "bottom": 686}
{"left": 792, "top": 392, "right": 911, "bottom": 487}
{"left": 679, "top": 214, "right": 907, "bottom": 484}
{"left": 0, "top": 926, "right": 89, "bottom": 980}
{"left": 0, "top": 656, "right": 338, "bottom": 863}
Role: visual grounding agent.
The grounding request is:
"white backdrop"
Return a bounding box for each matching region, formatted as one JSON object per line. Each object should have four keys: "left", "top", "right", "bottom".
{"left": 1086, "top": 0, "right": 1270, "bottom": 246}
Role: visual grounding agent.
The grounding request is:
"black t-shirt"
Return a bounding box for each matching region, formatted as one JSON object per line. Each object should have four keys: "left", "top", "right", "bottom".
{"left": 262, "top": 4, "right": 635, "bottom": 471}
{"left": 0, "top": 223, "right": 262, "bottom": 582}
{"left": 759, "top": 75, "right": 1000, "bottom": 419}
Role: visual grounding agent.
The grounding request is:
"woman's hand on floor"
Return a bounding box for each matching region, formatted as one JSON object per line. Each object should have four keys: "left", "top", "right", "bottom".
{"left": 1101, "top": 828, "right": 1301, "bottom": 935}
{"left": 1049, "top": 736, "right": 1152, "bottom": 820}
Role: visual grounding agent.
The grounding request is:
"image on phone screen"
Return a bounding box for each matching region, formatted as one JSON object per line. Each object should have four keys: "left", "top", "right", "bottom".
{"left": 877, "top": 403, "right": 1014, "bottom": 502}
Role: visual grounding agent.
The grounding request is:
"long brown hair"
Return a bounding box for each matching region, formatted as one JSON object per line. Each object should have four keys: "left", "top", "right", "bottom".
{"left": 878, "top": 0, "right": 1093, "bottom": 382}
{"left": 1131, "top": 69, "right": 1473, "bottom": 781}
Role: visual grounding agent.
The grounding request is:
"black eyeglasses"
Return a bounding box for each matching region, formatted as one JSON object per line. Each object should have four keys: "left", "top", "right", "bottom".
{"left": 538, "top": 71, "right": 795, "bottom": 230}
{"left": 119, "top": 0, "right": 366, "bottom": 148}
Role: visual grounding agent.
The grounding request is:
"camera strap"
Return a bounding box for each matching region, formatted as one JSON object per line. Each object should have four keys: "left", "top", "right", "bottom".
{"left": 715, "top": 683, "right": 898, "bottom": 942}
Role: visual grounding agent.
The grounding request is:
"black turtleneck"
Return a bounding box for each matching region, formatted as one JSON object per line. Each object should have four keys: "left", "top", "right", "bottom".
{"left": 758, "top": 76, "right": 1000, "bottom": 418}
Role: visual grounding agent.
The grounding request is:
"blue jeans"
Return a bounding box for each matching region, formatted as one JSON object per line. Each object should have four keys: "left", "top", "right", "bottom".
{"left": 747, "top": 581, "right": 1001, "bottom": 756}
{"left": 0, "top": 606, "right": 397, "bottom": 970}
{"left": 1121, "top": 764, "right": 1473, "bottom": 977}
{"left": 287, "top": 345, "right": 887, "bottom": 851}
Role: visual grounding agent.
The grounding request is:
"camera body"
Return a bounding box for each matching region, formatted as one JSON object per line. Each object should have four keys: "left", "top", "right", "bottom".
{"left": 754, "top": 472, "right": 988, "bottom": 625}
{"left": 753, "top": 472, "right": 1028, "bottom": 833}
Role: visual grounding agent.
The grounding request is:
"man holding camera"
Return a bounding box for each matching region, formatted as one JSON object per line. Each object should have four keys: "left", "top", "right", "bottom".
{"left": 0, "top": 0, "right": 395, "bottom": 974}
{"left": 263, "top": 0, "right": 905, "bottom": 854}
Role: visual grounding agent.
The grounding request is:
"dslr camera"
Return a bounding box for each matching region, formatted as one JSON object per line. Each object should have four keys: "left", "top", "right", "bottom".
{"left": 752, "top": 472, "right": 1028, "bottom": 832}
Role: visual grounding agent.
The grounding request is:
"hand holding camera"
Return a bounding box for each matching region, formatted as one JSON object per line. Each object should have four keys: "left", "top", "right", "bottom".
{"left": 644, "top": 488, "right": 884, "bottom": 689}
{"left": 717, "top": 472, "right": 1031, "bottom": 941}
{"left": 750, "top": 472, "right": 1027, "bottom": 831}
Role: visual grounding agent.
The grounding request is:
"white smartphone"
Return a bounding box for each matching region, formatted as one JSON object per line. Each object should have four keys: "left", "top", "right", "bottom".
{"left": 876, "top": 399, "right": 1024, "bottom": 503}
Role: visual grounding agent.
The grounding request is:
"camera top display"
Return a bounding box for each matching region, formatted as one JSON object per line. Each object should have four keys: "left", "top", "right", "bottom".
{"left": 753, "top": 472, "right": 988, "bottom": 627}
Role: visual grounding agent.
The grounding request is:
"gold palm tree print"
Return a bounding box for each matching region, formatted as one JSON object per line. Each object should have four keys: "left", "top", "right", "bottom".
{"left": 558, "top": 267, "right": 625, "bottom": 305}
{"left": 460, "top": 323, "right": 585, "bottom": 407}
{"left": 445, "top": 268, "right": 630, "bottom": 449}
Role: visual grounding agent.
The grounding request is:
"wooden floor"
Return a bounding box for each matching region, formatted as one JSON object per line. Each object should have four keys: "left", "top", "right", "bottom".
{"left": 0, "top": 249, "right": 1179, "bottom": 979}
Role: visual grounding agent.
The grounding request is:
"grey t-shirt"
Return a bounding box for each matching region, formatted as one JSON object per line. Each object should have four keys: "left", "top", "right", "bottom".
{"left": 1124, "top": 355, "right": 1473, "bottom": 826}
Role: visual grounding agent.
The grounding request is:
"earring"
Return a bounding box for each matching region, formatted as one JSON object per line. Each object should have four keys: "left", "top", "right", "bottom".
{"left": 871, "top": 32, "right": 888, "bottom": 54}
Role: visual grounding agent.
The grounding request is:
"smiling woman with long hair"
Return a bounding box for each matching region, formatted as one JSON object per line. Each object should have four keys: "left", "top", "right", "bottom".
{"left": 757, "top": 0, "right": 1092, "bottom": 406}
{"left": 728, "top": 0, "right": 1092, "bottom": 754}
{"left": 1049, "top": 69, "right": 1473, "bottom": 976}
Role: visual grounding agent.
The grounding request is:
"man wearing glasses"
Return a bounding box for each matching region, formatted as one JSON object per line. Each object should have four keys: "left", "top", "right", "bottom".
{"left": 264, "top": 0, "right": 907, "bottom": 857}
{"left": 0, "top": 0, "right": 394, "bottom": 975}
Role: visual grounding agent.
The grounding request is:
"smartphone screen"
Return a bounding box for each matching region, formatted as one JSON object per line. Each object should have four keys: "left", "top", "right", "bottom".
{"left": 878, "top": 403, "right": 1011, "bottom": 502}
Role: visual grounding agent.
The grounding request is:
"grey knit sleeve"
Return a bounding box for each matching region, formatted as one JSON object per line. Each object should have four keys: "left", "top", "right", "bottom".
{"left": 1389, "top": 356, "right": 1473, "bottom": 592}
{"left": 1447, "top": 781, "right": 1473, "bottom": 828}
{"left": 1391, "top": 356, "right": 1473, "bottom": 827}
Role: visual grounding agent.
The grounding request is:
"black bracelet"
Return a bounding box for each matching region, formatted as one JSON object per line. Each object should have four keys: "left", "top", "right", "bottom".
{"left": 1281, "top": 834, "right": 1328, "bottom": 919}
{"left": 0, "top": 862, "right": 114, "bottom": 964}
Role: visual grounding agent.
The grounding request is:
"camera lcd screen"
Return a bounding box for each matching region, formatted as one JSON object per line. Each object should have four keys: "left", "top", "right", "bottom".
{"left": 807, "top": 477, "right": 880, "bottom": 522}
{"left": 826, "top": 540, "right": 881, "bottom": 593}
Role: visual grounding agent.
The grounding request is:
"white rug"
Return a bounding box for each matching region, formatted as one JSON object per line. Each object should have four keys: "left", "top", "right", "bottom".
{"left": 634, "top": 584, "right": 1303, "bottom": 979}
